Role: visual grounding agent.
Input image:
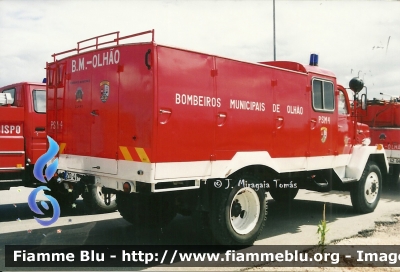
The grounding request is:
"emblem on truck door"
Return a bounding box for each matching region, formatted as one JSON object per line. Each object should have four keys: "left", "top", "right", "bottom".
{"left": 321, "top": 127, "right": 328, "bottom": 143}
{"left": 75, "top": 87, "right": 83, "bottom": 102}
{"left": 100, "top": 80, "right": 110, "bottom": 102}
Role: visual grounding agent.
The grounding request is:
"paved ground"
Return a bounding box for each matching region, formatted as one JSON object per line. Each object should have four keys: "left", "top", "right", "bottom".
{"left": 1, "top": 175, "right": 400, "bottom": 271}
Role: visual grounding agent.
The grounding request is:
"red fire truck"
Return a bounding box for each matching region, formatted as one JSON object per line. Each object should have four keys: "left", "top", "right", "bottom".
{"left": 0, "top": 82, "right": 116, "bottom": 213}
{"left": 0, "top": 82, "right": 46, "bottom": 190}
{"left": 356, "top": 96, "right": 400, "bottom": 182}
{"left": 46, "top": 30, "right": 388, "bottom": 245}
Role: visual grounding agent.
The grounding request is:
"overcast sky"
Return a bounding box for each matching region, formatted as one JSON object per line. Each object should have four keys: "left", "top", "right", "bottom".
{"left": 0, "top": 0, "right": 399, "bottom": 99}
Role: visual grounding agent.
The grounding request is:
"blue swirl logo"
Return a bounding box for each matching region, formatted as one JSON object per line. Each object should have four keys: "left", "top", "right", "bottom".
{"left": 33, "top": 136, "right": 59, "bottom": 183}
{"left": 28, "top": 136, "right": 61, "bottom": 226}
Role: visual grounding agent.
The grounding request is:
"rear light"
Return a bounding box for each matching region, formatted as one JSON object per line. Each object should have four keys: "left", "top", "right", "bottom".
{"left": 123, "top": 182, "right": 131, "bottom": 193}
{"left": 377, "top": 144, "right": 383, "bottom": 150}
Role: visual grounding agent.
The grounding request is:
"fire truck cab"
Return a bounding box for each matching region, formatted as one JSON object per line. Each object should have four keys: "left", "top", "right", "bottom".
{"left": 47, "top": 30, "right": 388, "bottom": 245}
{"left": 0, "top": 82, "right": 46, "bottom": 190}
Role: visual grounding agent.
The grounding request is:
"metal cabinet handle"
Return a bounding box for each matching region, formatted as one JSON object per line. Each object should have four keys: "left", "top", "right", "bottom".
{"left": 159, "top": 109, "right": 171, "bottom": 114}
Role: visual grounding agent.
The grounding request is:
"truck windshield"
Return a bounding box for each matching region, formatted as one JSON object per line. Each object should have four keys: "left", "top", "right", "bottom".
{"left": 33, "top": 90, "right": 46, "bottom": 113}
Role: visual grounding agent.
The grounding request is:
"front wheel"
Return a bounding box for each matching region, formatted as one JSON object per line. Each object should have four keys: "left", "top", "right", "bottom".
{"left": 210, "top": 177, "right": 267, "bottom": 245}
{"left": 350, "top": 162, "right": 382, "bottom": 214}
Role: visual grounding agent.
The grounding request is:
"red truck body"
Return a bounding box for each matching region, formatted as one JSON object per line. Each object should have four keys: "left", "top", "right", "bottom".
{"left": 47, "top": 30, "right": 388, "bottom": 245}
{"left": 48, "top": 37, "right": 368, "bottom": 177}
{"left": 357, "top": 99, "right": 400, "bottom": 179}
{"left": 0, "top": 82, "right": 46, "bottom": 189}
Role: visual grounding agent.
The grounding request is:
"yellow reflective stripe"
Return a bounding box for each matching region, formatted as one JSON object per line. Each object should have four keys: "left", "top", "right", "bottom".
{"left": 135, "top": 147, "right": 150, "bottom": 163}
{"left": 119, "top": 146, "right": 133, "bottom": 161}
{"left": 59, "top": 143, "right": 66, "bottom": 154}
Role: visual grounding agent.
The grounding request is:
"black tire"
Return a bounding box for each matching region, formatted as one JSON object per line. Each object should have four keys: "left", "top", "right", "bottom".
{"left": 44, "top": 189, "right": 73, "bottom": 208}
{"left": 116, "top": 192, "right": 177, "bottom": 228}
{"left": 209, "top": 176, "right": 267, "bottom": 245}
{"left": 390, "top": 165, "right": 400, "bottom": 183}
{"left": 82, "top": 184, "right": 117, "bottom": 213}
{"left": 44, "top": 181, "right": 76, "bottom": 209}
{"left": 350, "top": 162, "right": 382, "bottom": 214}
{"left": 269, "top": 187, "right": 299, "bottom": 202}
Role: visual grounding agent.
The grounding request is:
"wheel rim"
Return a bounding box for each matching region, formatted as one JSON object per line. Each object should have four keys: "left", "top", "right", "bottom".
{"left": 364, "top": 172, "right": 379, "bottom": 204}
{"left": 95, "top": 186, "right": 116, "bottom": 203}
{"left": 229, "top": 188, "right": 260, "bottom": 235}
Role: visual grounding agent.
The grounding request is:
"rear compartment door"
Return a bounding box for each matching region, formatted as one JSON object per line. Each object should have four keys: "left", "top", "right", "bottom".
{"left": 90, "top": 60, "right": 119, "bottom": 174}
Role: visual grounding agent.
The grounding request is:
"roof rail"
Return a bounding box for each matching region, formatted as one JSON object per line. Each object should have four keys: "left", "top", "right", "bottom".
{"left": 51, "top": 29, "right": 154, "bottom": 62}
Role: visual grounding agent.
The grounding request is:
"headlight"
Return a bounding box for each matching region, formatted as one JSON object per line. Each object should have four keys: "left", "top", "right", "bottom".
{"left": 362, "top": 137, "right": 371, "bottom": 146}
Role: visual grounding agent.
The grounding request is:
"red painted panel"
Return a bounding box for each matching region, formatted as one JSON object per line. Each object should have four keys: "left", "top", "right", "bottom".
{"left": 370, "top": 128, "right": 400, "bottom": 151}
{"left": 214, "top": 58, "right": 273, "bottom": 159}
{"left": 156, "top": 46, "right": 215, "bottom": 162}
{"left": 117, "top": 44, "right": 154, "bottom": 159}
{"left": 270, "top": 69, "right": 309, "bottom": 158}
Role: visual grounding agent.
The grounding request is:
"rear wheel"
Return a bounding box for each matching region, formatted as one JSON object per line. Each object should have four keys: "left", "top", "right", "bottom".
{"left": 350, "top": 162, "right": 382, "bottom": 214}
{"left": 83, "top": 184, "right": 117, "bottom": 213}
{"left": 209, "top": 177, "right": 267, "bottom": 245}
{"left": 116, "top": 193, "right": 177, "bottom": 228}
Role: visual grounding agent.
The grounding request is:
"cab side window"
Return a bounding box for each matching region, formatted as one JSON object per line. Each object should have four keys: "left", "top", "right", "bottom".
{"left": 312, "top": 79, "right": 334, "bottom": 112}
{"left": 33, "top": 90, "right": 46, "bottom": 113}
{"left": 2, "top": 88, "right": 15, "bottom": 105}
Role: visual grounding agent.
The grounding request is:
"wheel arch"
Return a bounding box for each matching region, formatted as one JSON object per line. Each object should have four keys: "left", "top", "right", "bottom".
{"left": 215, "top": 151, "right": 280, "bottom": 179}
{"left": 368, "top": 153, "right": 389, "bottom": 179}
{"left": 344, "top": 145, "right": 388, "bottom": 181}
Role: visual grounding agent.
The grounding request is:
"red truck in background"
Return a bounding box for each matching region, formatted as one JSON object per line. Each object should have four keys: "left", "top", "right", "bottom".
{"left": 356, "top": 96, "right": 400, "bottom": 182}
{"left": 0, "top": 82, "right": 116, "bottom": 213}
{"left": 0, "top": 82, "right": 46, "bottom": 190}
{"left": 46, "top": 30, "right": 388, "bottom": 245}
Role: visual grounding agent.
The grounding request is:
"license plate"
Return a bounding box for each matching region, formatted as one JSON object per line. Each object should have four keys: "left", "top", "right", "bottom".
{"left": 388, "top": 158, "right": 400, "bottom": 164}
{"left": 60, "top": 171, "right": 81, "bottom": 181}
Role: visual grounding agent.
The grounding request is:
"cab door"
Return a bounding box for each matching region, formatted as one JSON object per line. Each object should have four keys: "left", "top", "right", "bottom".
{"left": 336, "top": 86, "right": 354, "bottom": 155}
{"left": 29, "top": 85, "right": 47, "bottom": 164}
{"left": 307, "top": 77, "right": 337, "bottom": 168}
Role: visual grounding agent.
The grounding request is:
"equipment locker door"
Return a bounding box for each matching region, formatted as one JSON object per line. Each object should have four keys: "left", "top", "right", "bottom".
{"left": 90, "top": 66, "right": 119, "bottom": 174}
{"left": 155, "top": 46, "right": 214, "bottom": 179}
{"left": 271, "top": 70, "right": 309, "bottom": 170}
{"left": 214, "top": 58, "right": 273, "bottom": 160}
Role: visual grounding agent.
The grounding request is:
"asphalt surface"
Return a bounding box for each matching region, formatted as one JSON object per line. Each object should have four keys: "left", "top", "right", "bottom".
{"left": 0, "top": 176, "right": 399, "bottom": 271}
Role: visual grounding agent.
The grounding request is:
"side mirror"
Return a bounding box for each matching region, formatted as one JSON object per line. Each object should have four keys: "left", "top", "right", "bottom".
{"left": 361, "top": 93, "right": 367, "bottom": 110}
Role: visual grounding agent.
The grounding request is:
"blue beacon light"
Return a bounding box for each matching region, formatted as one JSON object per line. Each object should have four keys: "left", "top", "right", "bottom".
{"left": 309, "top": 53, "right": 319, "bottom": 66}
